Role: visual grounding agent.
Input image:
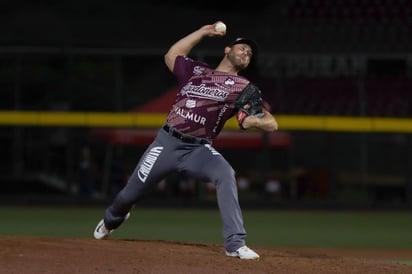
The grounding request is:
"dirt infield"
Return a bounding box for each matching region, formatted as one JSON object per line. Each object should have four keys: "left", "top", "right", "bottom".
{"left": 1, "top": 236, "right": 411, "bottom": 274}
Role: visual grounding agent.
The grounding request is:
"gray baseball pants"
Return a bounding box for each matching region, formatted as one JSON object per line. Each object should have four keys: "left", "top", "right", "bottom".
{"left": 103, "top": 125, "right": 247, "bottom": 252}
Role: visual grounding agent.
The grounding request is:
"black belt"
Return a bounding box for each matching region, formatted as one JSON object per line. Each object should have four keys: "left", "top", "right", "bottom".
{"left": 163, "top": 124, "right": 209, "bottom": 144}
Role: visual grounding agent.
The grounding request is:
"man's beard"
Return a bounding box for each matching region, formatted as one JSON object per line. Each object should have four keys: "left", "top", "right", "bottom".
{"left": 228, "top": 52, "right": 249, "bottom": 71}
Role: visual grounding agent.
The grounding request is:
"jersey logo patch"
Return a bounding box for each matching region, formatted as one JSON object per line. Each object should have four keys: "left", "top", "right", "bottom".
{"left": 224, "top": 78, "right": 235, "bottom": 86}
{"left": 186, "top": 99, "right": 196, "bottom": 108}
{"left": 193, "top": 66, "right": 205, "bottom": 75}
{"left": 181, "top": 82, "right": 229, "bottom": 101}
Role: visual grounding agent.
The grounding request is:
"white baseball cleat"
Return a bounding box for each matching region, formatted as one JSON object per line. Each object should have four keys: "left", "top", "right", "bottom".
{"left": 93, "top": 212, "right": 130, "bottom": 240}
{"left": 225, "top": 245, "right": 260, "bottom": 260}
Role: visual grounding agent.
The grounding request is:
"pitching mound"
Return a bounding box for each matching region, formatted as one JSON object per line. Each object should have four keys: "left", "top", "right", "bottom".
{"left": 1, "top": 236, "right": 411, "bottom": 273}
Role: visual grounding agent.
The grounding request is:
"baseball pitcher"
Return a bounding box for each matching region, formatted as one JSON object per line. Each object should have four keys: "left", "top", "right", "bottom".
{"left": 94, "top": 21, "right": 278, "bottom": 260}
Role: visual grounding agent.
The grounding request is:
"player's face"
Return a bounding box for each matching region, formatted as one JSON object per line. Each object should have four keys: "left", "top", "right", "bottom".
{"left": 227, "top": 44, "right": 252, "bottom": 70}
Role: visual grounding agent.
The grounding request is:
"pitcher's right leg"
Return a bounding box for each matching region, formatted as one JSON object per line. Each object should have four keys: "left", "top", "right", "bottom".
{"left": 94, "top": 135, "right": 175, "bottom": 238}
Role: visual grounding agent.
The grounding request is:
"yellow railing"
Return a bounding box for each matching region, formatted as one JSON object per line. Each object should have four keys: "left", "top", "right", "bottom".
{"left": 1, "top": 111, "right": 412, "bottom": 133}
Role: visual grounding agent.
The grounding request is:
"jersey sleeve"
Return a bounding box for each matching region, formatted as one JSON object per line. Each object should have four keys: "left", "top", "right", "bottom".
{"left": 173, "top": 56, "right": 209, "bottom": 86}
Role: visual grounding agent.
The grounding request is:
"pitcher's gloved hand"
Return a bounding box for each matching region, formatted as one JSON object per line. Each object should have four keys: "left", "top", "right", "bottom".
{"left": 235, "top": 82, "right": 264, "bottom": 129}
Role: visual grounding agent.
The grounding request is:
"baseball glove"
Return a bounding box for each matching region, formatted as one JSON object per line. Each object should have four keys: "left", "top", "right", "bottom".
{"left": 235, "top": 82, "right": 264, "bottom": 129}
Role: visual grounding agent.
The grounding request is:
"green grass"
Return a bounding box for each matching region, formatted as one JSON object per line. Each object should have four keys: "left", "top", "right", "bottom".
{"left": 1, "top": 206, "right": 412, "bottom": 249}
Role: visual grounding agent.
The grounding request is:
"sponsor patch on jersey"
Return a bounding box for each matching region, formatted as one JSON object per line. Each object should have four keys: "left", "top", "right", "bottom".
{"left": 186, "top": 99, "right": 196, "bottom": 108}
{"left": 174, "top": 106, "right": 206, "bottom": 125}
{"left": 212, "top": 103, "right": 229, "bottom": 133}
{"left": 224, "top": 78, "right": 235, "bottom": 86}
{"left": 193, "top": 66, "right": 205, "bottom": 75}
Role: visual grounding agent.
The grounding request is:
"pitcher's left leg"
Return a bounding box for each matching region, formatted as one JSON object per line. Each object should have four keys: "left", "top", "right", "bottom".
{"left": 214, "top": 163, "right": 247, "bottom": 252}
{"left": 183, "top": 145, "right": 246, "bottom": 252}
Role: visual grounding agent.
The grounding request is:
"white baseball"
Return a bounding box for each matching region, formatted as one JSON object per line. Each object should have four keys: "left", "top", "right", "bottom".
{"left": 215, "top": 22, "right": 227, "bottom": 33}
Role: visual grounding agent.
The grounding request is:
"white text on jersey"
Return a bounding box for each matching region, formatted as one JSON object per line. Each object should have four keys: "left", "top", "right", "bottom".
{"left": 181, "top": 82, "right": 229, "bottom": 101}
{"left": 174, "top": 106, "right": 206, "bottom": 125}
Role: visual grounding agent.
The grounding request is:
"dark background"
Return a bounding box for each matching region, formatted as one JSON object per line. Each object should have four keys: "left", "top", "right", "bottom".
{"left": 1, "top": 0, "right": 412, "bottom": 208}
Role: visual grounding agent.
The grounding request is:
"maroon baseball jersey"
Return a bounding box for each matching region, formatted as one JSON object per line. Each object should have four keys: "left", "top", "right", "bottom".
{"left": 166, "top": 56, "right": 250, "bottom": 139}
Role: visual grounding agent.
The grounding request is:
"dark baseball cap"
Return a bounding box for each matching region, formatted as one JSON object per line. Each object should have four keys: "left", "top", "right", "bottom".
{"left": 230, "top": 37, "right": 259, "bottom": 56}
